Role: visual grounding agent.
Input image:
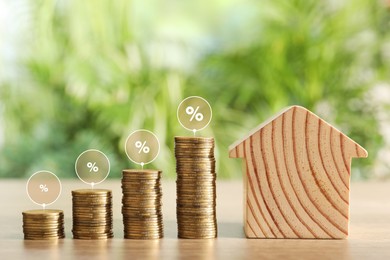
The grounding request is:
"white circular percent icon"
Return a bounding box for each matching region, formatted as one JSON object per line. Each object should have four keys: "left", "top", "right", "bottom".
{"left": 75, "top": 149, "right": 110, "bottom": 187}
{"left": 177, "top": 96, "right": 212, "bottom": 134}
{"left": 125, "top": 129, "right": 160, "bottom": 167}
{"left": 26, "top": 171, "right": 62, "bottom": 208}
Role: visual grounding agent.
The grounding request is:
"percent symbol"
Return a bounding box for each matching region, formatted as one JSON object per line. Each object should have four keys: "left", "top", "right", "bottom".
{"left": 135, "top": 141, "right": 150, "bottom": 154}
{"left": 87, "top": 162, "right": 99, "bottom": 172}
{"left": 186, "top": 106, "right": 204, "bottom": 122}
{"left": 39, "top": 184, "right": 48, "bottom": 192}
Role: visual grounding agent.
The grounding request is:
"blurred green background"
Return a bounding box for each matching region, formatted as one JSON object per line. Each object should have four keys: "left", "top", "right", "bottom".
{"left": 0, "top": 0, "right": 389, "bottom": 180}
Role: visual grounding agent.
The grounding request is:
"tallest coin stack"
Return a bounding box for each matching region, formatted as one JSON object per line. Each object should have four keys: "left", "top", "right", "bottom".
{"left": 175, "top": 136, "right": 217, "bottom": 239}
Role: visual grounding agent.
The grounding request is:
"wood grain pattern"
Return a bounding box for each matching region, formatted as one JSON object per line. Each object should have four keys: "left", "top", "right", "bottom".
{"left": 229, "top": 106, "right": 368, "bottom": 239}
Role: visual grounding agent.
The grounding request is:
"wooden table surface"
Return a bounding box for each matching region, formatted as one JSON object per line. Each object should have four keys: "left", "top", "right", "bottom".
{"left": 0, "top": 180, "right": 389, "bottom": 259}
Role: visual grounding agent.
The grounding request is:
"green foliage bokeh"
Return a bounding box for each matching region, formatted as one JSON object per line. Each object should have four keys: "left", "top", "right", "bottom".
{"left": 0, "top": 0, "right": 389, "bottom": 179}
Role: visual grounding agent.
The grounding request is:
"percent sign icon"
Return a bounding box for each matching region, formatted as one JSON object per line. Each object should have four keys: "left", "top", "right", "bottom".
{"left": 186, "top": 106, "right": 204, "bottom": 122}
{"left": 87, "top": 162, "right": 99, "bottom": 173}
{"left": 135, "top": 141, "right": 150, "bottom": 154}
{"left": 39, "top": 184, "right": 48, "bottom": 192}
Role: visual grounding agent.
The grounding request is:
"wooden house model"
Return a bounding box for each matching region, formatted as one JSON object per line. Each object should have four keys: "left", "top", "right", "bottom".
{"left": 229, "top": 106, "right": 368, "bottom": 239}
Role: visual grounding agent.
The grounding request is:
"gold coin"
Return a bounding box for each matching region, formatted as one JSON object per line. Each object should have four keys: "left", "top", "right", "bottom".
{"left": 23, "top": 226, "right": 63, "bottom": 231}
{"left": 72, "top": 189, "right": 111, "bottom": 195}
{"left": 175, "top": 157, "right": 215, "bottom": 162}
{"left": 124, "top": 232, "right": 163, "bottom": 237}
{"left": 124, "top": 233, "right": 163, "bottom": 238}
{"left": 174, "top": 136, "right": 214, "bottom": 142}
{"left": 124, "top": 235, "right": 163, "bottom": 240}
{"left": 22, "top": 209, "right": 63, "bottom": 216}
{"left": 124, "top": 225, "right": 164, "bottom": 230}
{"left": 122, "top": 169, "right": 161, "bottom": 174}
{"left": 73, "top": 235, "right": 113, "bottom": 240}
{"left": 72, "top": 207, "right": 112, "bottom": 211}
{"left": 23, "top": 219, "right": 64, "bottom": 224}
{"left": 124, "top": 230, "right": 163, "bottom": 235}
{"left": 24, "top": 235, "right": 65, "bottom": 240}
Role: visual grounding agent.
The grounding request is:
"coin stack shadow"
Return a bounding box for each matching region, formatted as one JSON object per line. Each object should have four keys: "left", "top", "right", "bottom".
{"left": 175, "top": 136, "right": 218, "bottom": 239}
{"left": 22, "top": 209, "right": 65, "bottom": 240}
{"left": 122, "top": 169, "right": 164, "bottom": 239}
{"left": 72, "top": 189, "right": 113, "bottom": 239}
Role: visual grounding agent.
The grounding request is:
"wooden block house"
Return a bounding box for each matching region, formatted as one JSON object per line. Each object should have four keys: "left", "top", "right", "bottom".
{"left": 229, "top": 106, "right": 368, "bottom": 239}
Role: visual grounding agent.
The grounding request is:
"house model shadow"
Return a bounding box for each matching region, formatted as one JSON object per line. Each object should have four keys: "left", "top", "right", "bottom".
{"left": 229, "top": 105, "right": 368, "bottom": 239}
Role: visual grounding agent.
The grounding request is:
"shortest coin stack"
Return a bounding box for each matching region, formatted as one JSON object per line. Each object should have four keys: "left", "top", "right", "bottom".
{"left": 22, "top": 209, "right": 65, "bottom": 240}
{"left": 72, "top": 189, "right": 113, "bottom": 239}
{"left": 122, "top": 169, "right": 164, "bottom": 239}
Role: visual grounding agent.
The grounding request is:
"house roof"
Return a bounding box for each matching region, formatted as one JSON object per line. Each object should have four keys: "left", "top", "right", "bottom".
{"left": 228, "top": 105, "right": 368, "bottom": 158}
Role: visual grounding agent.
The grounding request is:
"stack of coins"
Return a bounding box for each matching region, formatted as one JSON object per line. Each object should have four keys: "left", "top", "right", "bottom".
{"left": 22, "top": 209, "right": 65, "bottom": 240}
{"left": 122, "top": 169, "right": 164, "bottom": 239}
{"left": 175, "top": 136, "right": 217, "bottom": 239}
{"left": 72, "top": 189, "right": 113, "bottom": 239}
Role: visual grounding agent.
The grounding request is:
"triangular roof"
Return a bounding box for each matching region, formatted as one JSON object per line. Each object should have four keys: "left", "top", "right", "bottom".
{"left": 229, "top": 105, "right": 368, "bottom": 158}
